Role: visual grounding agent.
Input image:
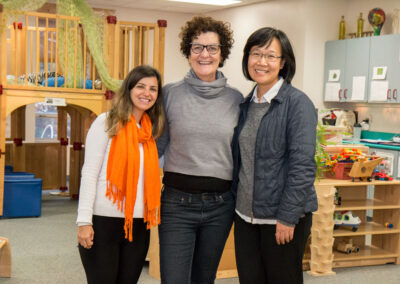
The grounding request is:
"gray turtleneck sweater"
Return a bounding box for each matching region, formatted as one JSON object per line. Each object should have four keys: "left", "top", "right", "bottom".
{"left": 157, "top": 69, "right": 243, "bottom": 180}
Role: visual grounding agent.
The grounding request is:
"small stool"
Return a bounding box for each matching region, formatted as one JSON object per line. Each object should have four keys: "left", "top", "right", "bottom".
{"left": 0, "top": 237, "right": 11, "bottom": 277}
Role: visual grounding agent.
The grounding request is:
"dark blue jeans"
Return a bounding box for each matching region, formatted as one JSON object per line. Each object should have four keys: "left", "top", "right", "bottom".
{"left": 159, "top": 186, "right": 235, "bottom": 284}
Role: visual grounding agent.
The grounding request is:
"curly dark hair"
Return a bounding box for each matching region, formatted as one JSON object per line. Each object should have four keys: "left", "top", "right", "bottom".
{"left": 179, "top": 16, "right": 234, "bottom": 67}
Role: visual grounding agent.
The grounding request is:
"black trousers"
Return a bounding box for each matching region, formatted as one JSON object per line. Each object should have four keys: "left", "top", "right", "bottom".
{"left": 234, "top": 212, "right": 312, "bottom": 284}
{"left": 78, "top": 215, "right": 150, "bottom": 284}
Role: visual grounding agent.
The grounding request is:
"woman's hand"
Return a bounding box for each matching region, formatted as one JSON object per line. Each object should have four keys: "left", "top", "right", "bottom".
{"left": 275, "top": 221, "right": 294, "bottom": 245}
{"left": 78, "top": 225, "right": 94, "bottom": 249}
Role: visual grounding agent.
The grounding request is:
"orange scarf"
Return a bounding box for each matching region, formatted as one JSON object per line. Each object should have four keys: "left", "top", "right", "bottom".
{"left": 106, "top": 113, "right": 161, "bottom": 242}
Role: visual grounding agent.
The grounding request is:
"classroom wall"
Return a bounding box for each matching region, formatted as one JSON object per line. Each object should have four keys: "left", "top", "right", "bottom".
{"left": 210, "top": 0, "right": 400, "bottom": 133}
{"left": 110, "top": 0, "right": 400, "bottom": 133}
{"left": 210, "top": 0, "right": 307, "bottom": 95}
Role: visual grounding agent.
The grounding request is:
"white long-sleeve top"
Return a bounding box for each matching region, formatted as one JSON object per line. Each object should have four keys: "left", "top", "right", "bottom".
{"left": 76, "top": 113, "right": 144, "bottom": 225}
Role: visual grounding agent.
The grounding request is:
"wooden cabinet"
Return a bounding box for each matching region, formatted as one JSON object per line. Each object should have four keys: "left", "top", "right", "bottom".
{"left": 309, "top": 179, "right": 400, "bottom": 276}
{"left": 323, "top": 34, "right": 400, "bottom": 103}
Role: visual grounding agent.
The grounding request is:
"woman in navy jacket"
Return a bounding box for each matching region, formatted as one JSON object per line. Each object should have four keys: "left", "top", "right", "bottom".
{"left": 231, "top": 27, "right": 318, "bottom": 284}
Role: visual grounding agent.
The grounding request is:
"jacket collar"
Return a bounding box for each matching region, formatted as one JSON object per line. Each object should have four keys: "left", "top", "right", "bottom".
{"left": 241, "top": 81, "right": 291, "bottom": 106}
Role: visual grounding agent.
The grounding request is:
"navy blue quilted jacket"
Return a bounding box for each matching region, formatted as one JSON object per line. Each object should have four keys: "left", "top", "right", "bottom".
{"left": 231, "top": 82, "right": 318, "bottom": 225}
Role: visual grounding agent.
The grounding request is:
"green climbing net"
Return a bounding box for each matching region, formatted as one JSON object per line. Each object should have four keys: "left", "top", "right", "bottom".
{"left": 0, "top": 0, "right": 122, "bottom": 91}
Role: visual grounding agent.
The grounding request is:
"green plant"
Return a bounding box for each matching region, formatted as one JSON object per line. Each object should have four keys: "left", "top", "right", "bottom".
{"left": 315, "top": 122, "right": 331, "bottom": 179}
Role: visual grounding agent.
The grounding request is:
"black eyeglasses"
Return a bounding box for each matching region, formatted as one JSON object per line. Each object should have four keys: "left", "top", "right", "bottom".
{"left": 249, "top": 51, "right": 282, "bottom": 63}
{"left": 190, "top": 43, "right": 221, "bottom": 55}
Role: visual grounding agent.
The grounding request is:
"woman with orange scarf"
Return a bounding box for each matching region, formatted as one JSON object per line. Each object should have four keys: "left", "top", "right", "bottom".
{"left": 76, "top": 65, "right": 165, "bottom": 284}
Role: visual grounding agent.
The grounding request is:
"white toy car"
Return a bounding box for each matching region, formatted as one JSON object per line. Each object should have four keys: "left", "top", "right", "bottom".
{"left": 334, "top": 211, "right": 361, "bottom": 232}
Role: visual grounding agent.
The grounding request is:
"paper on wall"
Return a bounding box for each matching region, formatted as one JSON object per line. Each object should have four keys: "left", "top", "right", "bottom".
{"left": 369, "top": 81, "right": 389, "bottom": 101}
{"left": 328, "top": 69, "right": 340, "bottom": 82}
{"left": 372, "top": 66, "right": 387, "bottom": 80}
{"left": 350, "top": 76, "right": 366, "bottom": 101}
{"left": 325, "top": 82, "right": 340, "bottom": 101}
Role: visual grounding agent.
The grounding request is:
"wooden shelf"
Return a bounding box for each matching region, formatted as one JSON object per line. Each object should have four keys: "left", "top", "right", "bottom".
{"left": 333, "top": 245, "right": 398, "bottom": 261}
{"left": 333, "top": 222, "right": 400, "bottom": 237}
{"left": 335, "top": 199, "right": 400, "bottom": 211}
{"left": 311, "top": 179, "right": 400, "bottom": 275}
{"left": 315, "top": 179, "right": 400, "bottom": 187}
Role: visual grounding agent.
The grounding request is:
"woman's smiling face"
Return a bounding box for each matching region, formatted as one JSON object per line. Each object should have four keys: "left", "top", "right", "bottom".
{"left": 248, "top": 37, "right": 285, "bottom": 93}
{"left": 189, "top": 32, "right": 221, "bottom": 82}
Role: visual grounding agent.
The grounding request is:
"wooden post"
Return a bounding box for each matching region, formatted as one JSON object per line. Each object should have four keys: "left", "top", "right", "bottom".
{"left": 10, "top": 106, "right": 26, "bottom": 140}
{"left": 57, "top": 107, "right": 68, "bottom": 192}
{"left": 106, "top": 16, "right": 117, "bottom": 80}
{"left": 0, "top": 7, "right": 5, "bottom": 215}
{"left": 114, "top": 21, "right": 120, "bottom": 79}
{"left": 157, "top": 20, "right": 167, "bottom": 80}
{"left": 308, "top": 184, "right": 336, "bottom": 276}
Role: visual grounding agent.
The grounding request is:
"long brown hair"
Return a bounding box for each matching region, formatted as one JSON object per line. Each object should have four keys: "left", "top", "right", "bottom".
{"left": 106, "top": 65, "right": 165, "bottom": 138}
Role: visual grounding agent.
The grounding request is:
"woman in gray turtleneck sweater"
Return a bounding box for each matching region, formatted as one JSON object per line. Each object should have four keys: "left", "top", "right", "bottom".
{"left": 156, "top": 16, "right": 242, "bottom": 284}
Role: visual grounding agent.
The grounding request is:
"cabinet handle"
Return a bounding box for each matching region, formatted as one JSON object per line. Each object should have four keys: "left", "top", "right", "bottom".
{"left": 343, "top": 89, "right": 347, "bottom": 99}
{"left": 393, "top": 89, "right": 398, "bottom": 100}
{"left": 338, "top": 89, "right": 342, "bottom": 100}
{"left": 387, "top": 89, "right": 392, "bottom": 100}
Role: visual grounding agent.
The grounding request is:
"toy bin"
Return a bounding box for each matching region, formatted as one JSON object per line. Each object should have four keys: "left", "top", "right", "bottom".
{"left": 325, "top": 163, "right": 353, "bottom": 180}
{"left": 5, "top": 172, "right": 35, "bottom": 179}
{"left": 4, "top": 165, "right": 13, "bottom": 173}
{"left": 2, "top": 177, "right": 42, "bottom": 218}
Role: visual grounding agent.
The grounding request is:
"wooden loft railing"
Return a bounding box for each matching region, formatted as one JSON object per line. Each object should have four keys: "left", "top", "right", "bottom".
{"left": 0, "top": 11, "right": 105, "bottom": 94}
{"left": 106, "top": 17, "right": 166, "bottom": 82}
{"left": 0, "top": 11, "right": 167, "bottom": 95}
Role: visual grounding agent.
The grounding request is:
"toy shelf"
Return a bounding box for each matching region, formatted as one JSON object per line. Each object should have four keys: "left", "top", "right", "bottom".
{"left": 309, "top": 179, "right": 400, "bottom": 276}
{"left": 333, "top": 245, "right": 398, "bottom": 264}
{"left": 335, "top": 199, "right": 400, "bottom": 210}
{"left": 333, "top": 221, "right": 400, "bottom": 236}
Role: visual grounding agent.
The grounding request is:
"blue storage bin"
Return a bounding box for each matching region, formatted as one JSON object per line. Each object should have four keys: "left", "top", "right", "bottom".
{"left": 5, "top": 172, "right": 35, "bottom": 178}
{"left": 2, "top": 177, "right": 42, "bottom": 218}
{"left": 5, "top": 165, "right": 13, "bottom": 173}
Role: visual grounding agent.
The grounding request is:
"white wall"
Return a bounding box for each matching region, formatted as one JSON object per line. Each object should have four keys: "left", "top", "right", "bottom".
{"left": 211, "top": 0, "right": 400, "bottom": 133}
{"left": 210, "top": 0, "right": 307, "bottom": 95}
{"left": 113, "top": 0, "right": 400, "bottom": 133}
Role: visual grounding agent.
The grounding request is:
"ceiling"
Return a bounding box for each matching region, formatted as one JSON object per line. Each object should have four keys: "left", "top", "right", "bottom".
{"left": 84, "top": 0, "right": 268, "bottom": 14}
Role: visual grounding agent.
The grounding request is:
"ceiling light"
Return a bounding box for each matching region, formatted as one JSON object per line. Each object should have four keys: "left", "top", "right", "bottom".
{"left": 168, "top": 0, "right": 242, "bottom": 6}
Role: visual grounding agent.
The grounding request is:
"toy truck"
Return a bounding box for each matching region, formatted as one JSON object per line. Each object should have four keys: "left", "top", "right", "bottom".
{"left": 349, "top": 157, "right": 384, "bottom": 182}
{"left": 334, "top": 210, "right": 361, "bottom": 232}
{"left": 336, "top": 238, "right": 360, "bottom": 254}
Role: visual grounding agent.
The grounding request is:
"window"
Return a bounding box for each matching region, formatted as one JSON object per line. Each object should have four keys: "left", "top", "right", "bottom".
{"left": 35, "top": 103, "right": 58, "bottom": 140}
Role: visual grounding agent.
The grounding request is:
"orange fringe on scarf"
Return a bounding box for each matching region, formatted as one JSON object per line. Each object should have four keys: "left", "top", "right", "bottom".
{"left": 106, "top": 113, "right": 161, "bottom": 241}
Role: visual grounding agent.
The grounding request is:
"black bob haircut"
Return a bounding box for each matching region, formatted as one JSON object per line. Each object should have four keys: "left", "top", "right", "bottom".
{"left": 242, "top": 27, "right": 296, "bottom": 84}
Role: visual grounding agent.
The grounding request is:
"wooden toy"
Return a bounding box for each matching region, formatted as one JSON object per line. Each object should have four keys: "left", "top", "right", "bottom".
{"left": 336, "top": 238, "right": 360, "bottom": 254}
{"left": 349, "top": 157, "right": 384, "bottom": 182}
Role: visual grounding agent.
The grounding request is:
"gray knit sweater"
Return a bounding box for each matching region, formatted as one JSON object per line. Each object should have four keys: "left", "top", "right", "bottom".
{"left": 236, "top": 101, "right": 270, "bottom": 217}
{"left": 157, "top": 69, "right": 243, "bottom": 180}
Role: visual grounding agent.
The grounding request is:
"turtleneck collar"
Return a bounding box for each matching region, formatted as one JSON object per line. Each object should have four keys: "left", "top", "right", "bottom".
{"left": 184, "top": 69, "right": 227, "bottom": 98}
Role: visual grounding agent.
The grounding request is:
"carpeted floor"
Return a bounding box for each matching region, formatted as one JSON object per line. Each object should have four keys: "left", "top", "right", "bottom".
{"left": 1, "top": 193, "right": 400, "bottom": 283}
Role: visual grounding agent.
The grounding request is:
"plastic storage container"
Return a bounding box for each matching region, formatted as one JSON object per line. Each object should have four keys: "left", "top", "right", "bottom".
{"left": 2, "top": 177, "right": 42, "bottom": 217}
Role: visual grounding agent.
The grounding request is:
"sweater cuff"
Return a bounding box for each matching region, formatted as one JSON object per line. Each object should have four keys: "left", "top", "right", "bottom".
{"left": 77, "top": 222, "right": 92, "bottom": 227}
{"left": 76, "top": 209, "right": 93, "bottom": 225}
{"left": 277, "top": 219, "right": 296, "bottom": 228}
